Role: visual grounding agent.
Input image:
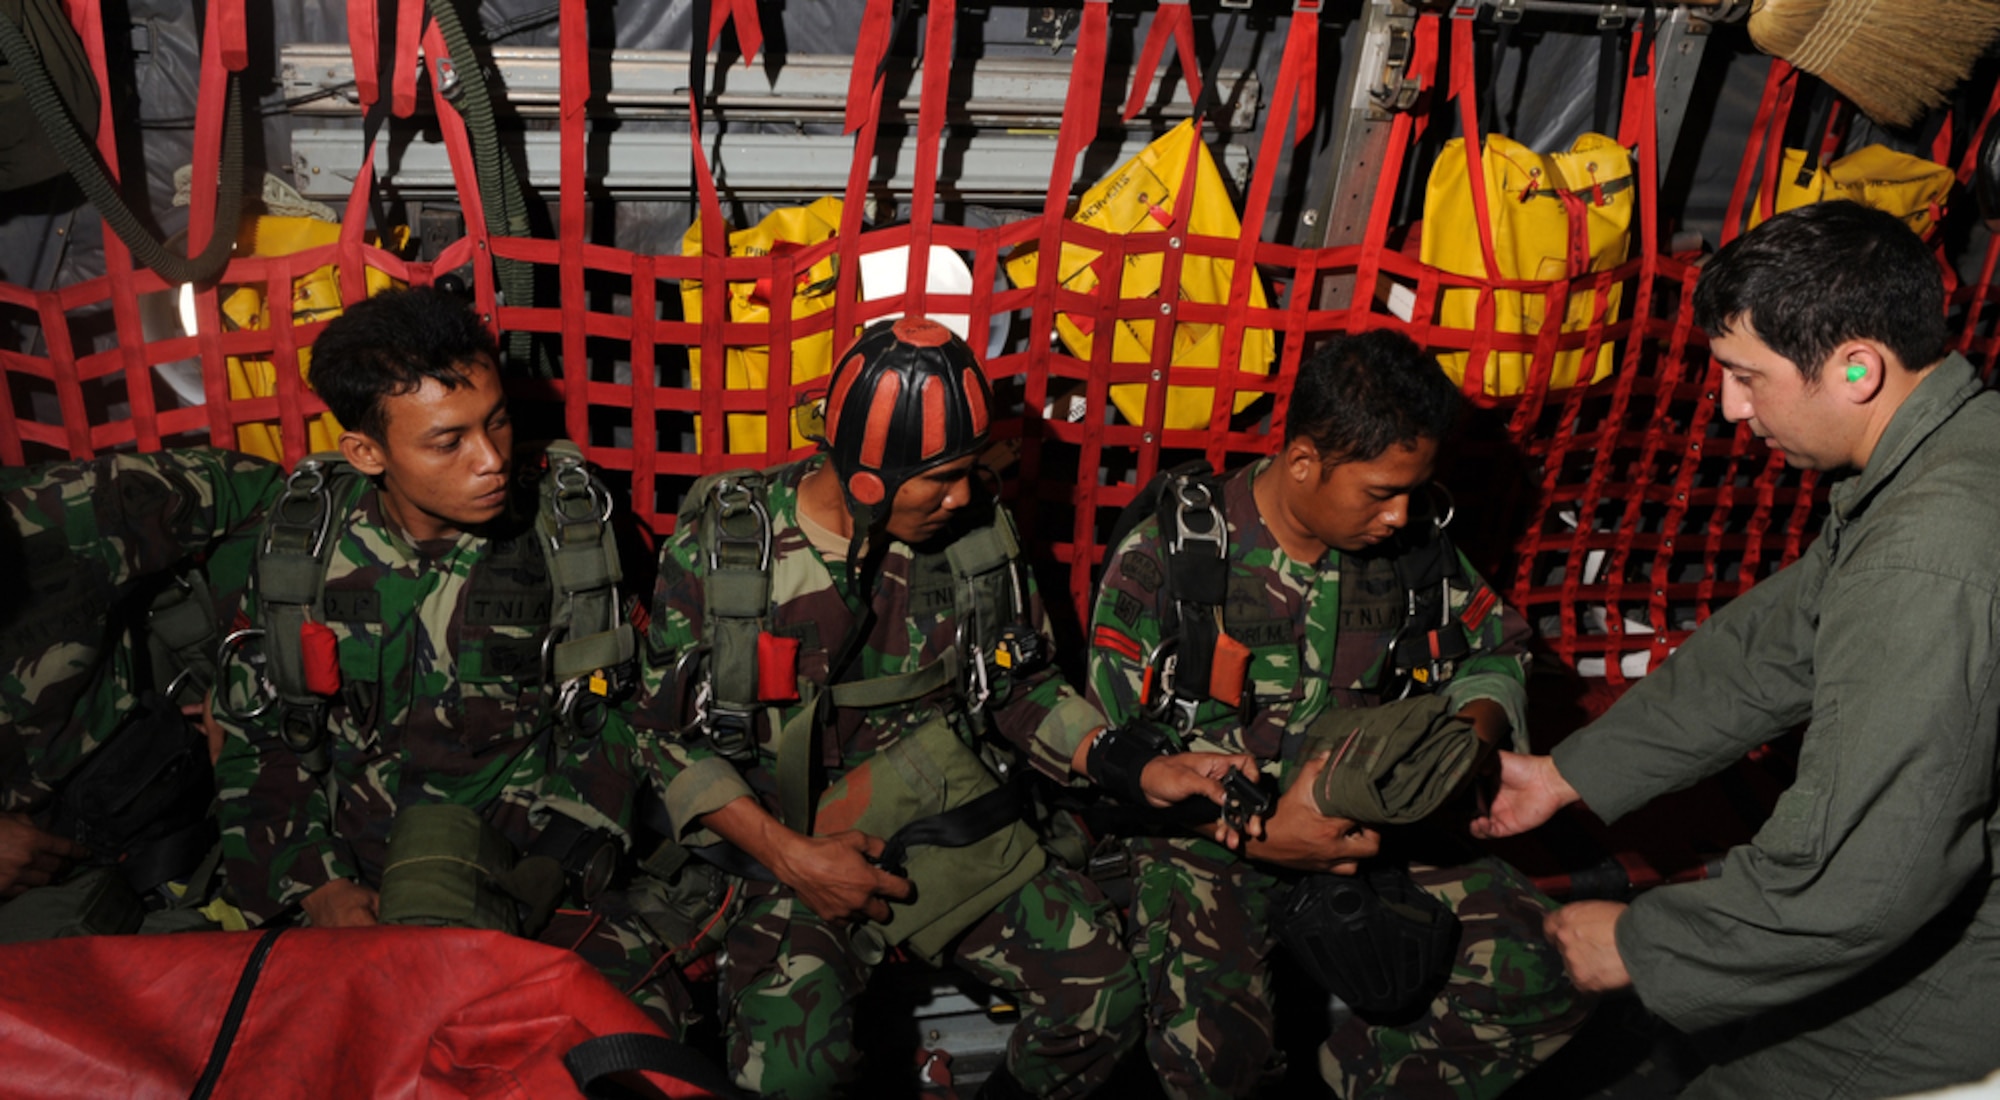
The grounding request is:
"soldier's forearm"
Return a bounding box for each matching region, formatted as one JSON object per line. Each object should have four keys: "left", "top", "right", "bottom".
{"left": 701, "top": 795, "right": 805, "bottom": 875}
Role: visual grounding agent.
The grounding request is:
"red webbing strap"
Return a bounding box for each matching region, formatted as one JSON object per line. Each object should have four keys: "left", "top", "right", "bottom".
{"left": 183, "top": 3, "right": 236, "bottom": 447}
{"left": 1448, "top": 15, "right": 1501, "bottom": 397}
{"left": 689, "top": 91, "right": 731, "bottom": 464}
{"left": 832, "top": 0, "right": 897, "bottom": 346}
{"left": 72, "top": 0, "right": 156, "bottom": 455}
{"left": 843, "top": 0, "right": 896, "bottom": 134}
{"left": 1134, "top": 127, "right": 1204, "bottom": 457}
{"left": 420, "top": 19, "right": 499, "bottom": 338}
{"left": 1122, "top": 0, "right": 1202, "bottom": 123}
{"left": 1213, "top": 2, "right": 1318, "bottom": 470}
{"left": 1350, "top": 12, "right": 1437, "bottom": 321}
{"left": 347, "top": 0, "right": 379, "bottom": 108}
{"left": 761, "top": 241, "right": 794, "bottom": 469}
{"left": 1721, "top": 59, "right": 1792, "bottom": 246}
{"left": 631, "top": 253, "right": 663, "bottom": 529}
{"left": 707, "top": 0, "right": 764, "bottom": 65}
{"left": 1956, "top": 77, "right": 2000, "bottom": 185}
{"left": 392, "top": 0, "right": 424, "bottom": 117}
{"left": 1021, "top": 1, "right": 1108, "bottom": 605}
{"left": 904, "top": 0, "right": 959, "bottom": 319}
{"left": 561, "top": 0, "right": 590, "bottom": 446}
{"left": 64, "top": 0, "right": 159, "bottom": 455}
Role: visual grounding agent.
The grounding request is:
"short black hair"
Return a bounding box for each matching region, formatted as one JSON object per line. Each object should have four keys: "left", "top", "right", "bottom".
{"left": 1284, "top": 329, "right": 1462, "bottom": 463}
{"left": 1692, "top": 201, "right": 1946, "bottom": 382}
{"left": 307, "top": 286, "right": 499, "bottom": 440}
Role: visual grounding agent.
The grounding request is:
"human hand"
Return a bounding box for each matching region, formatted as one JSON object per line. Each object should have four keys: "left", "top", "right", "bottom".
{"left": 1244, "top": 754, "right": 1381, "bottom": 873}
{"left": 0, "top": 813, "right": 86, "bottom": 898}
{"left": 770, "top": 830, "right": 915, "bottom": 926}
{"left": 1139, "top": 751, "right": 1267, "bottom": 850}
{"left": 302, "top": 879, "right": 380, "bottom": 927}
{"left": 184, "top": 694, "right": 226, "bottom": 766}
{"left": 1469, "top": 751, "right": 1580, "bottom": 839}
{"left": 1544, "top": 900, "right": 1632, "bottom": 992}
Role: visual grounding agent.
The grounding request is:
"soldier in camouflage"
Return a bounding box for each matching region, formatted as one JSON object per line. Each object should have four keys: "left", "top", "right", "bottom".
{"left": 1, "top": 447, "right": 282, "bottom": 898}
{"left": 211, "top": 287, "right": 683, "bottom": 1024}
{"left": 635, "top": 318, "right": 1249, "bottom": 1099}
{"left": 1087, "top": 330, "right": 1591, "bottom": 1099}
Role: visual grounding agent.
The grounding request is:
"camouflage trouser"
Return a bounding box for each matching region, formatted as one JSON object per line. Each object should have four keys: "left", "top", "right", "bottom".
{"left": 721, "top": 861, "right": 1144, "bottom": 1099}
{"left": 1125, "top": 837, "right": 1590, "bottom": 1100}
{"left": 541, "top": 898, "right": 691, "bottom": 1034}
{"left": 1320, "top": 854, "right": 1591, "bottom": 1100}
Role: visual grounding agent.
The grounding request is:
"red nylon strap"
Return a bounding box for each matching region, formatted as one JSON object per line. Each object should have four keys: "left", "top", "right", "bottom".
{"left": 1213, "top": 4, "right": 1317, "bottom": 467}
{"left": 347, "top": 0, "right": 379, "bottom": 108}
{"left": 844, "top": 0, "right": 896, "bottom": 134}
{"left": 1351, "top": 13, "right": 1437, "bottom": 318}
{"left": 182, "top": 2, "right": 234, "bottom": 446}
{"left": 833, "top": 0, "right": 898, "bottom": 342}
{"left": 708, "top": 0, "right": 765, "bottom": 65}
{"left": 561, "top": 0, "right": 590, "bottom": 445}
{"left": 421, "top": 19, "right": 499, "bottom": 338}
{"left": 1448, "top": 16, "right": 1501, "bottom": 396}
{"left": 216, "top": 0, "right": 247, "bottom": 70}
{"left": 904, "top": 0, "right": 958, "bottom": 319}
{"left": 1025, "top": 0, "right": 1109, "bottom": 610}
{"left": 690, "top": 90, "right": 732, "bottom": 462}
{"left": 1722, "top": 59, "right": 1792, "bottom": 245}
{"left": 66, "top": 0, "right": 160, "bottom": 456}
{"left": 1956, "top": 76, "right": 2000, "bottom": 185}
{"left": 1121, "top": 1, "right": 1202, "bottom": 124}
{"left": 393, "top": 0, "right": 425, "bottom": 118}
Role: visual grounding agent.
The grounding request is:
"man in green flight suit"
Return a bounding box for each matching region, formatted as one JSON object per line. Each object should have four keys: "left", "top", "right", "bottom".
{"left": 213, "top": 286, "right": 683, "bottom": 1024}
{"left": 1477, "top": 202, "right": 2000, "bottom": 1097}
{"left": 1087, "top": 329, "right": 1589, "bottom": 1099}
{"left": 2, "top": 448, "right": 281, "bottom": 908}
{"left": 634, "top": 316, "right": 1255, "bottom": 1099}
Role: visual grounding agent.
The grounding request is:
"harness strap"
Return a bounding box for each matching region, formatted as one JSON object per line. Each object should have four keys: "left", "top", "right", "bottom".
{"left": 536, "top": 442, "right": 638, "bottom": 733}
{"left": 827, "top": 652, "right": 958, "bottom": 710}
{"left": 148, "top": 572, "right": 219, "bottom": 705}
{"left": 256, "top": 453, "right": 360, "bottom": 769}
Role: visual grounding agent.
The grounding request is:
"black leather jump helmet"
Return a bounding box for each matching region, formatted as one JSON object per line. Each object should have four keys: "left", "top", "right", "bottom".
{"left": 821, "top": 316, "right": 993, "bottom": 552}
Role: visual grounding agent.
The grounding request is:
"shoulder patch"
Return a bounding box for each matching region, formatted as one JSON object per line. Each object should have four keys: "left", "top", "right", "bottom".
{"left": 1120, "top": 551, "right": 1164, "bottom": 595}
{"left": 1112, "top": 589, "right": 1144, "bottom": 628}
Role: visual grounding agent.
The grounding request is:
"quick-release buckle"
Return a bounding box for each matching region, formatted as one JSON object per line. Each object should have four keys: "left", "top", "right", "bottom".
{"left": 709, "top": 477, "right": 772, "bottom": 573}
{"left": 264, "top": 459, "right": 336, "bottom": 559}
{"left": 1168, "top": 478, "right": 1226, "bottom": 557}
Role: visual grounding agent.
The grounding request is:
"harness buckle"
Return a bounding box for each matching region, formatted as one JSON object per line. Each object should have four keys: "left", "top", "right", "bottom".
{"left": 263, "top": 459, "right": 336, "bottom": 559}
{"left": 1168, "top": 477, "right": 1226, "bottom": 557}
{"left": 709, "top": 477, "right": 773, "bottom": 572}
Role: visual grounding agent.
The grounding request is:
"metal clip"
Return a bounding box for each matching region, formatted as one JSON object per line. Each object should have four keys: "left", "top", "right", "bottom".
{"left": 1168, "top": 479, "right": 1226, "bottom": 557}
{"left": 214, "top": 627, "right": 277, "bottom": 720}
{"left": 965, "top": 644, "right": 992, "bottom": 715}
{"left": 263, "top": 459, "right": 336, "bottom": 559}
{"left": 709, "top": 478, "right": 773, "bottom": 572}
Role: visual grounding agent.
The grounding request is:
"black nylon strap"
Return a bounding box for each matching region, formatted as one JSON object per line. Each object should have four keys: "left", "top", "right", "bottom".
{"left": 873, "top": 776, "right": 1022, "bottom": 878}
{"left": 564, "top": 1032, "right": 745, "bottom": 1099}
{"left": 187, "top": 927, "right": 286, "bottom": 1100}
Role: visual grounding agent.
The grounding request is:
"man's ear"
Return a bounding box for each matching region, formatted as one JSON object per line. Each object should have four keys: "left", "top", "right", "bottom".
{"left": 340, "top": 430, "right": 388, "bottom": 477}
{"left": 1283, "top": 435, "right": 1322, "bottom": 483}
{"left": 1832, "top": 342, "right": 1887, "bottom": 403}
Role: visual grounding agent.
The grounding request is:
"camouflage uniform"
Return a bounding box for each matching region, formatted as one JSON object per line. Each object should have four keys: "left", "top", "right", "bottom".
{"left": 1, "top": 447, "right": 282, "bottom": 812}
{"left": 1087, "top": 460, "right": 1589, "bottom": 1100}
{"left": 212, "top": 468, "right": 683, "bottom": 1024}
{"left": 635, "top": 457, "right": 1142, "bottom": 1099}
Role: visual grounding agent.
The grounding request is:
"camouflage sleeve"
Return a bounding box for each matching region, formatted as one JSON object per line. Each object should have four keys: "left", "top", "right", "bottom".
{"left": 0, "top": 446, "right": 282, "bottom": 589}
{"left": 212, "top": 588, "right": 352, "bottom": 920}
{"left": 986, "top": 553, "right": 1107, "bottom": 785}
{"left": 1437, "top": 551, "right": 1533, "bottom": 752}
{"left": 1084, "top": 523, "right": 1170, "bottom": 738}
{"left": 629, "top": 523, "right": 755, "bottom": 839}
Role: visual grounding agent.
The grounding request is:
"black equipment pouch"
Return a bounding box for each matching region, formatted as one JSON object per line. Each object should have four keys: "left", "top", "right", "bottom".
{"left": 48, "top": 692, "right": 218, "bottom": 897}
{"left": 1273, "top": 864, "right": 1463, "bottom": 1017}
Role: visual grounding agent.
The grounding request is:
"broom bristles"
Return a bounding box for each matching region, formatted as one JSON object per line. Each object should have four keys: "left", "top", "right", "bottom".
{"left": 1750, "top": 0, "right": 2000, "bottom": 127}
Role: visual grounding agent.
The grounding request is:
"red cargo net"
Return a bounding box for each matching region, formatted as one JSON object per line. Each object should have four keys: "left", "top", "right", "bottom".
{"left": 5, "top": 0, "right": 1999, "bottom": 700}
